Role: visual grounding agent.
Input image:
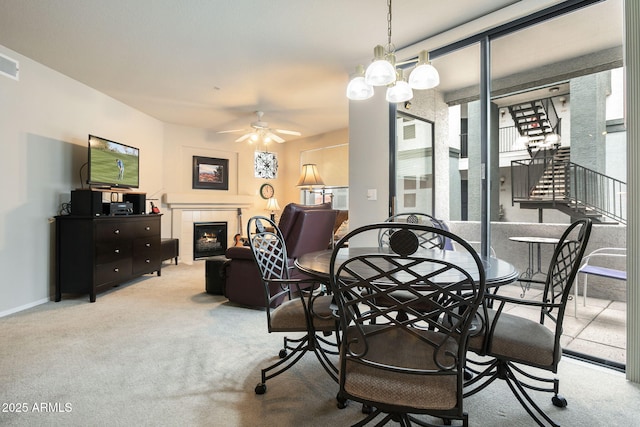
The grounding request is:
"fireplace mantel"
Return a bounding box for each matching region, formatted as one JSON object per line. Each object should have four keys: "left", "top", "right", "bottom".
{"left": 164, "top": 193, "right": 254, "bottom": 209}
{"left": 164, "top": 193, "right": 254, "bottom": 264}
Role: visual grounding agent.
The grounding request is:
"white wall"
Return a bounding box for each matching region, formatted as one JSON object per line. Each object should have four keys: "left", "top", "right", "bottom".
{"left": 0, "top": 44, "right": 164, "bottom": 316}
{"left": 283, "top": 128, "right": 350, "bottom": 205}
{"left": 348, "top": 88, "right": 390, "bottom": 245}
{"left": 161, "top": 123, "right": 288, "bottom": 236}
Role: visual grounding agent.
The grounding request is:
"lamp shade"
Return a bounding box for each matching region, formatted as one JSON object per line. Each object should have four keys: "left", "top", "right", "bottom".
{"left": 265, "top": 197, "right": 280, "bottom": 211}
{"left": 297, "top": 164, "right": 325, "bottom": 187}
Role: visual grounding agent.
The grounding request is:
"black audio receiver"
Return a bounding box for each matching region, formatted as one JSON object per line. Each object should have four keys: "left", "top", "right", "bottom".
{"left": 107, "top": 201, "right": 134, "bottom": 215}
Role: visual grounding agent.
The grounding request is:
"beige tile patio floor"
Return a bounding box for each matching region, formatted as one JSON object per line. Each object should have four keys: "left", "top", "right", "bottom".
{"left": 495, "top": 283, "right": 626, "bottom": 368}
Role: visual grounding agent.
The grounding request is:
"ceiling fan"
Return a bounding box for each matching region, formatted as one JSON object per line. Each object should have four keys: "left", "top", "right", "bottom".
{"left": 217, "top": 111, "right": 301, "bottom": 143}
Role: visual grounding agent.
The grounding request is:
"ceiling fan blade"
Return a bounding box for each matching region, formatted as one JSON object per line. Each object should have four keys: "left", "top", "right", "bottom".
{"left": 267, "top": 132, "right": 285, "bottom": 143}
{"left": 275, "top": 129, "right": 301, "bottom": 136}
{"left": 218, "top": 128, "right": 248, "bottom": 134}
{"left": 235, "top": 133, "right": 253, "bottom": 142}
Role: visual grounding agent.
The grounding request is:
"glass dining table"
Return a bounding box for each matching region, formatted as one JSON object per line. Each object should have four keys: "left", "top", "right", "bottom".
{"left": 295, "top": 246, "right": 520, "bottom": 290}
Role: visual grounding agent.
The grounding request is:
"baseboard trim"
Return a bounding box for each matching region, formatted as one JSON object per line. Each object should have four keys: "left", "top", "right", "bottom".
{"left": 0, "top": 297, "right": 49, "bottom": 318}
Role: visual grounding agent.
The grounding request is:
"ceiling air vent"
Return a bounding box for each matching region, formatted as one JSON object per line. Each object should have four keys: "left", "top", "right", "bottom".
{"left": 0, "top": 53, "right": 19, "bottom": 81}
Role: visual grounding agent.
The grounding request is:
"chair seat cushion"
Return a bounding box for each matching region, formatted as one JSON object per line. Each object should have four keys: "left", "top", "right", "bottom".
{"left": 269, "top": 295, "right": 336, "bottom": 333}
{"left": 579, "top": 265, "right": 627, "bottom": 280}
{"left": 484, "top": 309, "right": 556, "bottom": 367}
{"left": 342, "top": 325, "right": 459, "bottom": 411}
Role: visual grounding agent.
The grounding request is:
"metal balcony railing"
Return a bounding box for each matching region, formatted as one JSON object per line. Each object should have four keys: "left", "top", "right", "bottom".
{"left": 569, "top": 163, "right": 627, "bottom": 224}
{"left": 511, "top": 152, "right": 627, "bottom": 224}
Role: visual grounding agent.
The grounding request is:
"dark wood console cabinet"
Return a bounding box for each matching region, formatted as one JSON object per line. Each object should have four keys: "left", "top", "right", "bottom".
{"left": 55, "top": 214, "right": 162, "bottom": 302}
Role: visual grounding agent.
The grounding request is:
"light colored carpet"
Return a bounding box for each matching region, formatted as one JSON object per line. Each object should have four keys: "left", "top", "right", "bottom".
{"left": 1, "top": 262, "right": 638, "bottom": 426}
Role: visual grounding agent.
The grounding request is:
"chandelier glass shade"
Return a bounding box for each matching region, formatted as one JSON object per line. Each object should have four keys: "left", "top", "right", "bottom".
{"left": 364, "top": 46, "right": 396, "bottom": 86}
{"left": 385, "top": 70, "right": 413, "bottom": 103}
{"left": 346, "top": 65, "right": 374, "bottom": 100}
{"left": 407, "top": 50, "right": 440, "bottom": 90}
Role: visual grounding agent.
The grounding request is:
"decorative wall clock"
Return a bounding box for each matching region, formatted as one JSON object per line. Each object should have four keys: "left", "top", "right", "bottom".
{"left": 259, "top": 183, "right": 275, "bottom": 199}
{"left": 254, "top": 151, "right": 278, "bottom": 179}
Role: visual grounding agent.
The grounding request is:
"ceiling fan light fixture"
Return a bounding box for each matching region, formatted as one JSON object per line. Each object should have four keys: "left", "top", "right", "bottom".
{"left": 408, "top": 50, "right": 440, "bottom": 90}
{"left": 218, "top": 111, "right": 299, "bottom": 144}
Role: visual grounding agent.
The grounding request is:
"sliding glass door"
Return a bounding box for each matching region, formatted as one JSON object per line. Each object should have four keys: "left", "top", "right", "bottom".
{"left": 390, "top": 112, "right": 434, "bottom": 216}
{"left": 389, "top": 0, "right": 625, "bottom": 368}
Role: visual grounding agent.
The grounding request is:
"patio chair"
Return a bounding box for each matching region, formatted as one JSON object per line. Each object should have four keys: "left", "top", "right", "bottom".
{"left": 464, "top": 219, "right": 592, "bottom": 427}
{"left": 575, "top": 247, "right": 626, "bottom": 312}
{"left": 330, "top": 222, "right": 486, "bottom": 426}
{"left": 247, "top": 216, "right": 339, "bottom": 394}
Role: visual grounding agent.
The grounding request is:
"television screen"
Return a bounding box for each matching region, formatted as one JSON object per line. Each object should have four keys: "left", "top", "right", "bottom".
{"left": 87, "top": 135, "right": 139, "bottom": 188}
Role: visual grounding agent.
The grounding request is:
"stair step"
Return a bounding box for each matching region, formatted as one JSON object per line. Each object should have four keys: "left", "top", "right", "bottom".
{"left": 535, "top": 184, "right": 566, "bottom": 188}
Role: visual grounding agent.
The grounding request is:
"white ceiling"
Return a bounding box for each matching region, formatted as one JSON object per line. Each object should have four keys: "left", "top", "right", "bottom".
{"left": 0, "top": 0, "right": 623, "bottom": 140}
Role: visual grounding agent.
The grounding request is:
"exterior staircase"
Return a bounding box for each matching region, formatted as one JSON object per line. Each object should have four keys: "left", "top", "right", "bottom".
{"left": 511, "top": 146, "right": 626, "bottom": 224}
{"left": 528, "top": 147, "right": 570, "bottom": 200}
{"left": 509, "top": 97, "right": 560, "bottom": 149}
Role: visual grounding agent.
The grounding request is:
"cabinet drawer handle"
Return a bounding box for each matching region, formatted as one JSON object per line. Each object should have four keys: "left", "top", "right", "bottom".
{"left": 114, "top": 249, "right": 120, "bottom": 254}
{"left": 145, "top": 243, "right": 151, "bottom": 247}
{"left": 145, "top": 259, "right": 150, "bottom": 263}
{"left": 145, "top": 226, "right": 151, "bottom": 231}
{"left": 114, "top": 229, "right": 120, "bottom": 234}
{"left": 114, "top": 268, "right": 119, "bottom": 273}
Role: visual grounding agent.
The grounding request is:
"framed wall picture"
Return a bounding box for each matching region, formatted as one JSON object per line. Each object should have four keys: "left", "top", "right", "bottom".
{"left": 192, "top": 156, "right": 229, "bottom": 190}
{"left": 254, "top": 151, "right": 278, "bottom": 179}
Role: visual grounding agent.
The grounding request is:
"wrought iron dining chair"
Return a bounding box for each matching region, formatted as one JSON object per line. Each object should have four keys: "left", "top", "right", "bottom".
{"left": 464, "top": 219, "right": 592, "bottom": 427}
{"left": 330, "top": 222, "right": 486, "bottom": 426}
{"left": 377, "top": 213, "right": 455, "bottom": 323}
{"left": 379, "top": 212, "right": 452, "bottom": 250}
{"left": 247, "top": 216, "right": 338, "bottom": 394}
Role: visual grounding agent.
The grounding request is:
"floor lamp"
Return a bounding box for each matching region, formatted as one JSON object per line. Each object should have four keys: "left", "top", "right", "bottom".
{"left": 296, "top": 164, "right": 325, "bottom": 204}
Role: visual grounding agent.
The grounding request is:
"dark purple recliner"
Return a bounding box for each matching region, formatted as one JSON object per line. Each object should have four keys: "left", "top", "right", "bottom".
{"left": 223, "top": 203, "right": 337, "bottom": 308}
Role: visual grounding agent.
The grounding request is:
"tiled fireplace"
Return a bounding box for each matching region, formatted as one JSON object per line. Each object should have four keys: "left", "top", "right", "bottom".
{"left": 193, "top": 222, "right": 227, "bottom": 259}
{"left": 164, "top": 193, "right": 254, "bottom": 264}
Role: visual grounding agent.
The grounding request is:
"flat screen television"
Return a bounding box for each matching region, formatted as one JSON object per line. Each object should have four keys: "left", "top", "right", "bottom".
{"left": 87, "top": 134, "right": 140, "bottom": 188}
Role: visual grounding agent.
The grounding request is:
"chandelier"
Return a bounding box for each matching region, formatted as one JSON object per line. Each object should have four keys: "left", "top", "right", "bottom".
{"left": 346, "top": 0, "right": 440, "bottom": 103}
